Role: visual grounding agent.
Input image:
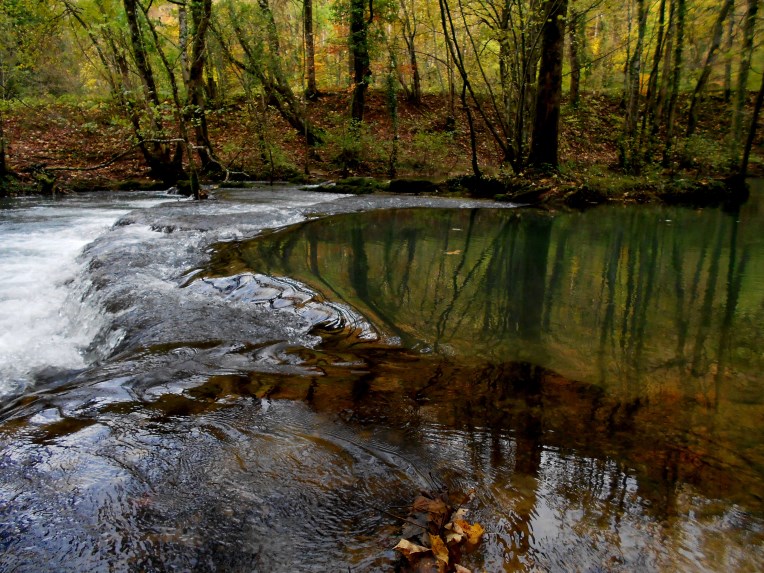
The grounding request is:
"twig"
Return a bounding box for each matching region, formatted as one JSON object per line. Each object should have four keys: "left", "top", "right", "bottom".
{"left": 370, "top": 504, "right": 428, "bottom": 530}
{"left": 43, "top": 138, "right": 185, "bottom": 172}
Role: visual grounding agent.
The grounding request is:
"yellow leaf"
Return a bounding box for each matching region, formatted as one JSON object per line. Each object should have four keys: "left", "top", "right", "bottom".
{"left": 453, "top": 519, "right": 485, "bottom": 545}
{"left": 445, "top": 531, "right": 463, "bottom": 545}
{"left": 394, "top": 538, "right": 431, "bottom": 561}
{"left": 430, "top": 534, "right": 449, "bottom": 565}
{"left": 445, "top": 250, "right": 462, "bottom": 255}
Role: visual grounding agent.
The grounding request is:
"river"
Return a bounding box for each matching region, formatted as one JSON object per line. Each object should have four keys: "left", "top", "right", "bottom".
{"left": 0, "top": 185, "right": 762, "bottom": 571}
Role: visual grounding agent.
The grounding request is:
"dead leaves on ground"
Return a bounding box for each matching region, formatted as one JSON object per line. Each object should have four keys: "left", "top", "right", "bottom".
{"left": 393, "top": 489, "right": 484, "bottom": 573}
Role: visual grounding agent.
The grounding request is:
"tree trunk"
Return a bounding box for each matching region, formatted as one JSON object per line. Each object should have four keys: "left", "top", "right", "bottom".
{"left": 662, "top": 0, "right": 686, "bottom": 167}
{"left": 655, "top": 0, "right": 675, "bottom": 126}
{"left": 122, "top": 0, "right": 181, "bottom": 183}
{"left": 304, "top": 0, "right": 318, "bottom": 99}
{"left": 640, "top": 0, "right": 667, "bottom": 153}
{"left": 622, "top": 0, "right": 647, "bottom": 159}
{"left": 620, "top": 0, "right": 649, "bottom": 171}
{"left": 399, "top": 0, "right": 421, "bottom": 105}
{"left": 724, "top": 0, "right": 736, "bottom": 103}
{"left": 188, "top": 0, "right": 222, "bottom": 176}
{"left": 350, "top": 0, "right": 371, "bottom": 121}
{"left": 0, "top": 113, "right": 7, "bottom": 178}
{"left": 179, "top": 4, "right": 191, "bottom": 87}
{"left": 686, "top": 0, "right": 734, "bottom": 138}
{"left": 463, "top": 81, "right": 481, "bottom": 178}
{"left": 568, "top": 8, "right": 581, "bottom": 107}
{"left": 731, "top": 0, "right": 758, "bottom": 162}
{"left": 529, "top": 0, "right": 569, "bottom": 168}
{"left": 740, "top": 57, "right": 764, "bottom": 178}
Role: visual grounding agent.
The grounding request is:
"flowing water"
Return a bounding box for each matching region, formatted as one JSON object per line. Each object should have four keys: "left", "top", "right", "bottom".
{"left": 0, "top": 185, "right": 762, "bottom": 572}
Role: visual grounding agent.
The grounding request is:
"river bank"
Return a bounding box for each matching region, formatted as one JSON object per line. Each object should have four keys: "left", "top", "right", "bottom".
{"left": 1, "top": 91, "right": 760, "bottom": 208}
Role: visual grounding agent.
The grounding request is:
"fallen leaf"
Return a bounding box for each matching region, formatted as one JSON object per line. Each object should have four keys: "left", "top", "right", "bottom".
{"left": 453, "top": 519, "right": 485, "bottom": 545}
{"left": 430, "top": 534, "right": 449, "bottom": 565}
{"left": 412, "top": 495, "right": 448, "bottom": 516}
{"left": 445, "top": 531, "right": 463, "bottom": 545}
{"left": 394, "top": 538, "right": 431, "bottom": 560}
{"left": 445, "top": 250, "right": 462, "bottom": 255}
{"left": 454, "top": 565, "right": 472, "bottom": 573}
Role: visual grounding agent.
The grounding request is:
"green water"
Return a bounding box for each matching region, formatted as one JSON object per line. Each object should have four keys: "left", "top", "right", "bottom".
{"left": 200, "top": 193, "right": 764, "bottom": 569}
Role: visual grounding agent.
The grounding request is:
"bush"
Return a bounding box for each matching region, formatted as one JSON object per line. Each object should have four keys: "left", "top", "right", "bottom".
{"left": 679, "top": 135, "right": 736, "bottom": 175}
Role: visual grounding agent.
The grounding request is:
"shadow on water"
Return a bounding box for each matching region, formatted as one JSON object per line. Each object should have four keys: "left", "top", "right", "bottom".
{"left": 1, "top": 190, "right": 764, "bottom": 571}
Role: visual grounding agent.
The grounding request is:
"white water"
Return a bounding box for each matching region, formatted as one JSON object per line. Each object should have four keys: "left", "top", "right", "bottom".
{"left": 0, "top": 192, "right": 177, "bottom": 398}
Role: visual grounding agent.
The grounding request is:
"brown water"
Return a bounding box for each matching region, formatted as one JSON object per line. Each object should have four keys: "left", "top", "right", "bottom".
{"left": 1, "top": 188, "right": 763, "bottom": 572}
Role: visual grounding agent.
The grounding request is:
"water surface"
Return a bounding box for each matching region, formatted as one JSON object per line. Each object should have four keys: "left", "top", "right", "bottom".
{"left": 0, "top": 187, "right": 762, "bottom": 572}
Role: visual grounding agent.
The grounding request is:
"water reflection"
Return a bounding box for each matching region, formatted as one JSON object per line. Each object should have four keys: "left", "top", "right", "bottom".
{"left": 2, "top": 192, "right": 763, "bottom": 572}
{"left": 211, "top": 205, "right": 763, "bottom": 406}
{"left": 200, "top": 199, "right": 764, "bottom": 567}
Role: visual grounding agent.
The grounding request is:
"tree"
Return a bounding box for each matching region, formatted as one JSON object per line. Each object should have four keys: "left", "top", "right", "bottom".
{"left": 304, "top": 0, "right": 319, "bottom": 98}
{"left": 398, "top": 0, "right": 422, "bottom": 104}
{"left": 739, "top": 58, "right": 764, "bottom": 178}
{"left": 214, "top": 0, "right": 322, "bottom": 144}
{"left": 686, "top": 0, "right": 735, "bottom": 138}
{"left": 662, "top": 0, "right": 686, "bottom": 167}
{"left": 620, "top": 0, "right": 648, "bottom": 171}
{"left": 529, "top": 0, "right": 570, "bottom": 168}
{"left": 349, "top": 0, "right": 372, "bottom": 121}
{"left": 731, "top": 0, "right": 758, "bottom": 162}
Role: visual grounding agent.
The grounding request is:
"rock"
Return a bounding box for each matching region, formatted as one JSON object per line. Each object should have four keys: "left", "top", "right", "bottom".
{"left": 388, "top": 178, "right": 439, "bottom": 194}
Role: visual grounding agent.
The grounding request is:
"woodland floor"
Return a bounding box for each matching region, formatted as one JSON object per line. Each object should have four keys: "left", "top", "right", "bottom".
{"left": 3, "top": 90, "right": 762, "bottom": 205}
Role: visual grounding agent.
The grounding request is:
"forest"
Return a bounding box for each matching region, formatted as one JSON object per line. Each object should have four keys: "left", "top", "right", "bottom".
{"left": 1, "top": 0, "right": 764, "bottom": 200}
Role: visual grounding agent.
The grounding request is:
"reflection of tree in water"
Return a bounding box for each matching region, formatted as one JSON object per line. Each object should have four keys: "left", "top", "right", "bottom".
{"left": 206, "top": 205, "right": 763, "bottom": 501}
{"left": 223, "top": 206, "right": 759, "bottom": 402}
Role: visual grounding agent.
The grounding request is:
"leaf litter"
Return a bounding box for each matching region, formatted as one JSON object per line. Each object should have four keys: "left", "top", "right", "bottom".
{"left": 392, "top": 488, "right": 484, "bottom": 573}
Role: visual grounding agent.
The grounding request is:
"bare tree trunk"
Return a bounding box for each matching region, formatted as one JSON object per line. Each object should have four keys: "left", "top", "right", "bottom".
{"left": 529, "top": 0, "right": 569, "bottom": 168}
{"left": 0, "top": 108, "right": 7, "bottom": 178}
{"left": 399, "top": 0, "right": 421, "bottom": 105}
{"left": 621, "top": 0, "right": 648, "bottom": 171}
{"left": 724, "top": 0, "right": 736, "bottom": 103}
{"left": 662, "top": 0, "right": 686, "bottom": 167}
{"left": 740, "top": 57, "right": 764, "bottom": 178}
{"left": 463, "top": 82, "right": 481, "bottom": 178}
{"left": 350, "top": 0, "right": 372, "bottom": 121}
{"left": 731, "top": 0, "right": 758, "bottom": 162}
{"left": 123, "top": 0, "right": 181, "bottom": 183}
{"left": 568, "top": 7, "right": 581, "bottom": 107}
{"left": 686, "top": 0, "right": 734, "bottom": 137}
{"left": 304, "top": 0, "right": 318, "bottom": 99}
{"left": 639, "top": 0, "right": 667, "bottom": 154}
{"left": 188, "top": 0, "right": 222, "bottom": 176}
{"left": 179, "top": 4, "right": 191, "bottom": 87}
